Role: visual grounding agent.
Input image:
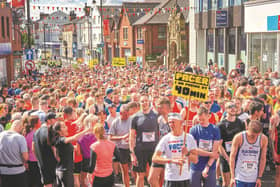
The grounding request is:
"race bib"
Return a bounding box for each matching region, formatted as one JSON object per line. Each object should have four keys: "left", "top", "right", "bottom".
{"left": 241, "top": 161, "right": 257, "bottom": 173}
{"left": 199, "top": 139, "right": 213, "bottom": 151}
{"left": 142, "top": 132, "right": 155, "bottom": 142}
{"left": 225, "top": 141, "right": 232, "bottom": 152}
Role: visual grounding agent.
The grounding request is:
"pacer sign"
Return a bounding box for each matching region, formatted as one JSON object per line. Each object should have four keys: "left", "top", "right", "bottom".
{"left": 172, "top": 72, "right": 210, "bottom": 101}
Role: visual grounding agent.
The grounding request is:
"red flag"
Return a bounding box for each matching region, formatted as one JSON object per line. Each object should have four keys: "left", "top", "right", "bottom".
{"left": 12, "top": 0, "right": 25, "bottom": 8}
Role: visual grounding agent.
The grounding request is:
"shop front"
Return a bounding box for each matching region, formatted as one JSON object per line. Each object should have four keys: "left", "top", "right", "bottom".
{"left": 245, "top": 0, "right": 280, "bottom": 72}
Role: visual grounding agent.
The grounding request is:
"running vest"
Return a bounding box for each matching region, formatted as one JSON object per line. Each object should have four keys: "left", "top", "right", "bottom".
{"left": 235, "top": 131, "right": 261, "bottom": 183}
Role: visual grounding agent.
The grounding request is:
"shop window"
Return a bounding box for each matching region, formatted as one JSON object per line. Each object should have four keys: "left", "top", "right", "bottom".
{"left": 158, "top": 26, "right": 166, "bottom": 39}
{"left": 217, "top": 0, "right": 228, "bottom": 9}
{"left": 218, "top": 29, "right": 224, "bottom": 53}
{"left": 207, "top": 29, "right": 214, "bottom": 52}
{"left": 123, "top": 27, "right": 128, "bottom": 40}
{"left": 199, "top": 0, "right": 203, "bottom": 12}
{"left": 228, "top": 28, "right": 235, "bottom": 54}
{"left": 1, "top": 16, "right": 4, "bottom": 38}
{"left": 6, "top": 17, "right": 9, "bottom": 38}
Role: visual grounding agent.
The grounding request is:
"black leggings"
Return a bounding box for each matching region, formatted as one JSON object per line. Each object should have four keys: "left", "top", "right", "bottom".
{"left": 92, "top": 173, "right": 114, "bottom": 187}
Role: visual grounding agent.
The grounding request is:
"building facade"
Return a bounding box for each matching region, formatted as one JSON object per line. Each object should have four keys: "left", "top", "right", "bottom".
{"left": 34, "top": 11, "right": 69, "bottom": 60}
{"left": 245, "top": 0, "right": 280, "bottom": 72}
{"left": 194, "top": 0, "right": 249, "bottom": 72}
{"left": 0, "top": 2, "right": 14, "bottom": 85}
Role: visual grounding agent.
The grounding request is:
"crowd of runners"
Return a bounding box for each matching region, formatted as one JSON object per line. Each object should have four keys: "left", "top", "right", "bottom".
{"left": 0, "top": 62, "right": 279, "bottom": 187}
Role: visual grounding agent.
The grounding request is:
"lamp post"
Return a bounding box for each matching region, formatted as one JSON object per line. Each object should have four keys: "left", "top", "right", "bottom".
{"left": 84, "top": 3, "right": 91, "bottom": 64}
{"left": 92, "top": 0, "right": 103, "bottom": 65}
{"left": 43, "top": 24, "right": 47, "bottom": 60}
{"left": 63, "top": 40, "right": 68, "bottom": 66}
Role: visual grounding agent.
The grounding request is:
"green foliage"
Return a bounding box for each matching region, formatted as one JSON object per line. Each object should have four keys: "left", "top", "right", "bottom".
{"left": 22, "top": 33, "right": 34, "bottom": 48}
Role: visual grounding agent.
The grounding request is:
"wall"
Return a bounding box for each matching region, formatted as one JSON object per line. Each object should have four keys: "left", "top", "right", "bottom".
{"left": 119, "top": 13, "right": 133, "bottom": 57}
{"left": 245, "top": 1, "right": 280, "bottom": 33}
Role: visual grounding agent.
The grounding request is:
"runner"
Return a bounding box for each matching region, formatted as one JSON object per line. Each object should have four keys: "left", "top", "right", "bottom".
{"left": 148, "top": 97, "right": 171, "bottom": 187}
{"left": 218, "top": 102, "right": 245, "bottom": 187}
{"left": 129, "top": 95, "right": 159, "bottom": 187}
{"left": 152, "top": 112, "right": 198, "bottom": 187}
{"left": 190, "top": 106, "right": 221, "bottom": 187}
{"left": 229, "top": 120, "right": 268, "bottom": 187}
{"left": 108, "top": 104, "right": 131, "bottom": 187}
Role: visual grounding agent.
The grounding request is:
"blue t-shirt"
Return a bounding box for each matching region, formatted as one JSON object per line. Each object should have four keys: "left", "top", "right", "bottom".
{"left": 190, "top": 124, "right": 221, "bottom": 171}
{"left": 210, "top": 101, "right": 221, "bottom": 113}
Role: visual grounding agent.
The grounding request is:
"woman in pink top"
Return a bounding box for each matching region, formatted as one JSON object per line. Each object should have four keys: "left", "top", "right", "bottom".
{"left": 25, "top": 115, "right": 43, "bottom": 187}
{"left": 89, "top": 124, "right": 120, "bottom": 187}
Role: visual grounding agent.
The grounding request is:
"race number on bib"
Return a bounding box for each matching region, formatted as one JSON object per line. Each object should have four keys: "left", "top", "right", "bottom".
{"left": 199, "top": 139, "right": 213, "bottom": 151}
{"left": 142, "top": 132, "right": 155, "bottom": 142}
{"left": 241, "top": 161, "right": 257, "bottom": 173}
{"left": 225, "top": 141, "right": 232, "bottom": 152}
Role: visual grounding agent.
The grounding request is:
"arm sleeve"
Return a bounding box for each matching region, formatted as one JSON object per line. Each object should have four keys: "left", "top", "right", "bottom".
{"left": 155, "top": 136, "right": 167, "bottom": 152}
{"left": 88, "top": 150, "right": 97, "bottom": 174}
{"left": 19, "top": 136, "right": 28, "bottom": 153}
{"left": 214, "top": 126, "right": 221, "bottom": 141}
{"left": 131, "top": 116, "right": 138, "bottom": 130}
{"left": 113, "top": 146, "right": 120, "bottom": 162}
{"left": 187, "top": 134, "right": 198, "bottom": 151}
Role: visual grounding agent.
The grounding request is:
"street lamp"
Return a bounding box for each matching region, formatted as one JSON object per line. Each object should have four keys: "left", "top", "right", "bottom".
{"left": 84, "top": 3, "right": 92, "bottom": 64}
{"left": 92, "top": 0, "right": 103, "bottom": 65}
{"left": 63, "top": 40, "right": 68, "bottom": 66}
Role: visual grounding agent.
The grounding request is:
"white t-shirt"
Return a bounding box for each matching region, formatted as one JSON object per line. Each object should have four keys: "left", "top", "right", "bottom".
{"left": 155, "top": 133, "right": 197, "bottom": 181}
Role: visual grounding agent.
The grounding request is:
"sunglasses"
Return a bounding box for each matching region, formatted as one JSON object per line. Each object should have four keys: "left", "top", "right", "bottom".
{"left": 227, "top": 105, "right": 236, "bottom": 109}
{"left": 204, "top": 101, "right": 211, "bottom": 104}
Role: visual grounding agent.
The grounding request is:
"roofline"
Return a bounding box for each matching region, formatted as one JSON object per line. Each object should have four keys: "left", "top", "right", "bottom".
{"left": 244, "top": 0, "right": 280, "bottom": 7}
{"left": 133, "top": 0, "right": 171, "bottom": 26}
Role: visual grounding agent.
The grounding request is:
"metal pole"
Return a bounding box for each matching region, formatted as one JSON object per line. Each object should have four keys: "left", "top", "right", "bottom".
{"left": 43, "top": 24, "right": 46, "bottom": 60}
{"left": 26, "top": 0, "right": 31, "bottom": 49}
{"left": 100, "top": 0, "right": 103, "bottom": 65}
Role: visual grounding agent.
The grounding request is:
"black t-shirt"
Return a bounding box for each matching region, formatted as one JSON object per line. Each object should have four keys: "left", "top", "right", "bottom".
{"left": 33, "top": 125, "right": 57, "bottom": 169}
{"left": 131, "top": 110, "right": 159, "bottom": 151}
{"left": 55, "top": 137, "right": 74, "bottom": 172}
{"left": 218, "top": 118, "right": 245, "bottom": 154}
{"left": 141, "top": 83, "right": 153, "bottom": 93}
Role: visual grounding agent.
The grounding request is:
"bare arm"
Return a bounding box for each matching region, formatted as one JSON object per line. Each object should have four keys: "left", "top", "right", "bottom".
{"left": 206, "top": 140, "right": 220, "bottom": 167}
{"left": 64, "top": 128, "right": 89, "bottom": 144}
{"left": 152, "top": 151, "right": 172, "bottom": 164}
{"left": 109, "top": 133, "right": 128, "bottom": 141}
{"left": 230, "top": 134, "right": 242, "bottom": 179}
{"left": 129, "top": 129, "right": 136, "bottom": 153}
{"left": 258, "top": 135, "right": 268, "bottom": 178}
{"left": 188, "top": 149, "right": 198, "bottom": 164}
{"left": 218, "top": 140, "right": 229, "bottom": 162}
{"left": 22, "top": 152, "right": 28, "bottom": 162}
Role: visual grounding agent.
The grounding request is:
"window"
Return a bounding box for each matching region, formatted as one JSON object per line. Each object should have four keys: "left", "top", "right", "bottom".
{"left": 199, "top": 0, "right": 203, "bottom": 12}
{"left": 137, "top": 27, "right": 142, "bottom": 40}
{"left": 115, "top": 30, "right": 119, "bottom": 41}
{"left": 1, "top": 16, "right": 5, "bottom": 38}
{"left": 6, "top": 17, "right": 9, "bottom": 38}
{"left": 228, "top": 28, "right": 235, "bottom": 54}
{"left": 218, "top": 0, "right": 228, "bottom": 9}
{"left": 158, "top": 26, "right": 166, "bottom": 39}
{"left": 203, "top": 0, "right": 208, "bottom": 11}
{"left": 218, "top": 29, "right": 224, "bottom": 53}
{"left": 207, "top": 29, "right": 214, "bottom": 52}
{"left": 123, "top": 27, "right": 128, "bottom": 40}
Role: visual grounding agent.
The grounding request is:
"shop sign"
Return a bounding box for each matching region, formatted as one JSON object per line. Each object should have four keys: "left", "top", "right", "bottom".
{"left": 267, "top": 15, "right": 280, "bottom": 31}
{"left": 112, "top": 57, "right": 126, "bottom": 67}
{"left": 0, "top": 43, "right": 12, "bottom": 55}
{"left": 137, "top": 40, "right": 144, "bottom": 44}
{"left": 216, "top": 10, "right": 228, "bottom": 27}
{"left": 128, "top": 56, "right": 136, "bottom": 62}
{"left": 172, "top": 72, "right": 210, "bottom": 101}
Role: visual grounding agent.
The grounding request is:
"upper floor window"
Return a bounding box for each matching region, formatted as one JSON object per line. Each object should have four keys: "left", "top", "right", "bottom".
{"left": 137, "top": 27, "right": 142, "bottom": 40}
{"left": 1, "top": 16, "right": 5, "bottom": 38}
{"left": 123, "top": 27, "right": 128, "bottom": 40}
{"left": 158, "top": 26, "right": 166, "bottom": 39}
{"left": 6, "top": 17, "right": 9, "bottom": 38}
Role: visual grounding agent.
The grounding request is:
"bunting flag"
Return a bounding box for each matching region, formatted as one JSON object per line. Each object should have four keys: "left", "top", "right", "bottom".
{"left": 12, "top": 0, "right": 25, "bottom": 8}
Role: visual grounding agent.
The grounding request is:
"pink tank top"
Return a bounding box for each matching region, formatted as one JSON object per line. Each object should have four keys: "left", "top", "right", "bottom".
{"left": 90, "top": 140, "right": 115, "bottom": 177}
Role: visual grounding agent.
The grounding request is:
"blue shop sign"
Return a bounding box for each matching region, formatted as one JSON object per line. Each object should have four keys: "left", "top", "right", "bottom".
{"left": 216, "top": 11, "right": 228, "bottom": 27}
{"left": 137, "top": 40, "right": 144, "bottom": 44}
{"left": 0, "top": 43, "right": 12, "bottom": 55}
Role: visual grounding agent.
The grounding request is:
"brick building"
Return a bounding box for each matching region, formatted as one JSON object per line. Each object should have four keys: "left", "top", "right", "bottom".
{"left": 0, "top": 2, "right": 15, "bottom": 85}
{"left": 117, "top": 2, "right": 160, "bottom": 60}
{"left": 133, "top": 0, "right": 189, "bottom": 67}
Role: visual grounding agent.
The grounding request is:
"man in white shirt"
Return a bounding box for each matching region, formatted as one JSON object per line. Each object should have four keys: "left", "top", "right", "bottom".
{"left": 152, "top": 113, "right": 198, "bottom": 187}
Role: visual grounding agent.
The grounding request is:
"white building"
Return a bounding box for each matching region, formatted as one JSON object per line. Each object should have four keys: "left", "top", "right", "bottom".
{"left": 244, "top": 0, "right": 280, "bottom": 72}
